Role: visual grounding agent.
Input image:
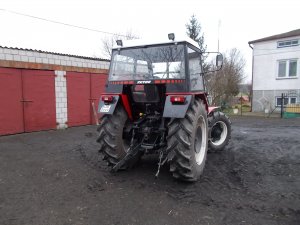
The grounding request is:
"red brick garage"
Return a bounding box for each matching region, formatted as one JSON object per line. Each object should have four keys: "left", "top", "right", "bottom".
{"left": 66, "top": 72, "right": 107, "bottom": 127}
{"left": 0, "top": 46, "right": 110, "bottom": 135}
{"left": 0, "top": 68, "right": 56, "bottom": 135}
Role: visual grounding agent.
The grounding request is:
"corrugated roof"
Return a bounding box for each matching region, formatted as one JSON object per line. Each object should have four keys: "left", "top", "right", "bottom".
{"left": 0, "top": 45, "right": 110, "bottom": 62}
{"left": 248, "top": 29, "right": 300, "bottom": 44}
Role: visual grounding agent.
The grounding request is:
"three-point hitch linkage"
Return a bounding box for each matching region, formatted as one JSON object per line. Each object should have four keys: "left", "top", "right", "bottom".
{"left": 112, "top": 105, "right": 168, "bottom": 177}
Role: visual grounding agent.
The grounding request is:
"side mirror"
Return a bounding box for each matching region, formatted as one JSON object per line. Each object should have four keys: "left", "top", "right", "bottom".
{"left": 216, "top": 54, "right": 223, "bottom": 67}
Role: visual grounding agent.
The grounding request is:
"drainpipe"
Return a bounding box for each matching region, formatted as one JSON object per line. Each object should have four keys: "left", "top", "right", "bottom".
{"left": 248, "top": 43, "right": 254, "bottom": 112}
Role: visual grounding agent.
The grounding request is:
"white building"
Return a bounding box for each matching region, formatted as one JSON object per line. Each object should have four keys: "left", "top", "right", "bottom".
{"left": 249, "top": 29, "right": 300, "bottom": 112}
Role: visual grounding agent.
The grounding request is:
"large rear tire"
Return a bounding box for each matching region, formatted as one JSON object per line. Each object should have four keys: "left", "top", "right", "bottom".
{"left": 208, "top": 111, "right": 231, "bottom": 152}
{"left": 97, "top": 105, "right": 140, "bottom": 168}
{"left": 167, "top": 98, "right": 208, "bottom": 182}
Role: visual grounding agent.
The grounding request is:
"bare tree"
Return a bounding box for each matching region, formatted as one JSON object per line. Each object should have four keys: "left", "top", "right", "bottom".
{"left": 244, "top": 82, "right": 252, "bottom": 104}
{"left": 206, "top": 48, "right": 246, "bottom": 106}
{"left": 101, "top": 30, "right": 139, "bottom": 59}
{"left": 238, "top": 82, "right": 252, "bottom": 100}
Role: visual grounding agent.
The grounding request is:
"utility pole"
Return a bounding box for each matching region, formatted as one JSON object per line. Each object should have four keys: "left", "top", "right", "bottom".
{"left": 217, "top": 20, "right": 221, "bottom": 52}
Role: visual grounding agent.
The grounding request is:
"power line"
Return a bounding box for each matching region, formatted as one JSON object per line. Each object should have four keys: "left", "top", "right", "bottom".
{"left": 0, "top": 8, "right": 128, "bottom": 37}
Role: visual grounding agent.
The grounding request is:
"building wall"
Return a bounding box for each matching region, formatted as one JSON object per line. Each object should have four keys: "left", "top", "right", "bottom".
{"left": 252, "top": 89, "right": 300, "bottom": 112}
{"left": 55, "top": 71, "right": 68, "bottom": 129}
{"left": 0, "top": 46, "right": 109, "bottom": 132}
{"left": 0, "top": 47, "right": 110, "bottom": 71}
{"left": 251, "top": 36, "right": 300, "bottom": 112}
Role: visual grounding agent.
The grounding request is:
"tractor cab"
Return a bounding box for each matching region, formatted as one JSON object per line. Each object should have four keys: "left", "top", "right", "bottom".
{"left": 101, "top": 35, "right": 210, "bottom": 120}
{"left": 106, "top": 35, "right": 205, "bottom": 94}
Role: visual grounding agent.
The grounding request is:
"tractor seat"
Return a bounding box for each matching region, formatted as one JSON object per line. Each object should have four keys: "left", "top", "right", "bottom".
{"left": 131, "top": 85, "right": 160, "bottom": 103}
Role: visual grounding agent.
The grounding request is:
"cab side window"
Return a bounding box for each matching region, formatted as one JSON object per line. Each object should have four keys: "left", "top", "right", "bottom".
{"left": 188, "top": 47, "right": 203, "bottom": 91}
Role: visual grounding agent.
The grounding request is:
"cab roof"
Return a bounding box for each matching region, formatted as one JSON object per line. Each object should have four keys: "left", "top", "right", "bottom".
{"left": 112, "top": 35, "right": 200, "bottom": 50}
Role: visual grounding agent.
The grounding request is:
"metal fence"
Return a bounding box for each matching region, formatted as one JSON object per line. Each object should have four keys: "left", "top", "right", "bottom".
{"left": 278, "top": 93, "right": 300, "bottom": 118}
{"left": 218, "top": 92, "right": 299, "bottom": 118}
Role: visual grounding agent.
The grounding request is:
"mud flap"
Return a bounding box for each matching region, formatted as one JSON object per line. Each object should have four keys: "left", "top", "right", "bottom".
{"left": 163, "top": 95, "right": 192, "bottom": 118}
{"left": 98, "top": 95, "right": 119, "bottom": 115}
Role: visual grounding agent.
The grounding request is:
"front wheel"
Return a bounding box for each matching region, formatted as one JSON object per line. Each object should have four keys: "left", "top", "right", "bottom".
{"left": 167, "top": 98, "right": 208, "bottom": 182}
{"left": 208, "top": 111, "right": 231, "bottom": 152}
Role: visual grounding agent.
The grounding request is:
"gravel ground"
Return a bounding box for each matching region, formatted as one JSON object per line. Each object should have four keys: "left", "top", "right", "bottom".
{"left": 0, "top": 116, "right": 299, "bottom": 225}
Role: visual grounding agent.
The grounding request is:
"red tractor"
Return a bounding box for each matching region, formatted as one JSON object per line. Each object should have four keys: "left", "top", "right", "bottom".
{"left": 97, "top": 34, "right": 231, "bottom": 181}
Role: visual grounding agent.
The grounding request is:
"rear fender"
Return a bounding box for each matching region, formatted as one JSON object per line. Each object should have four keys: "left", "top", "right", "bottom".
{"left": 98, "top": 95, "right": 120, "bottom": 115}
{"left": 98, "top": 94, "right": 133, "bottom": 120}
{"left": 195, "top": 93, "right": 209, "bottom": 113}
{"left": 163, "top": 95, "right": 192, "bottom": 118}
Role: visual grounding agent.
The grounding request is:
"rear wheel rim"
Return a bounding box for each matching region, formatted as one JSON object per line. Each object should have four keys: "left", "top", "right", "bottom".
{"left": 194, "top": 116, "right": 207, "bottom": 165}
{"left": 211, "top": 121, "right": 227, "bottom": 146}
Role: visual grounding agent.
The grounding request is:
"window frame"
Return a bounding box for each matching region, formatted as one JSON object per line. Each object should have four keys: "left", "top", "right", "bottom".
{"left": 186, "top": 44, "right": 205, "bottom": 91}
{"left": 277, "top": 39, "right": 299, "bottom": 48}
{"left": 275, "top": 96, "right": 298, "bottom": 107}
{"left": 277, "top": 59, "right": 298, "bottom": 79}
{"left": 290, "top": 97, "right": 297, "bottom": 104}
{"left": 108, "top": 43, "right": 186, "bottom": 81}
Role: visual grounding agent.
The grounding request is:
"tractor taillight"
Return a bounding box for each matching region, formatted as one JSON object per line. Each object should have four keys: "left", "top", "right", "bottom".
{"left": 102, "top": 95, "right": 114, "bottom": 103}
{"left": 170, "top": 96, "right": 186, "bottom": 104}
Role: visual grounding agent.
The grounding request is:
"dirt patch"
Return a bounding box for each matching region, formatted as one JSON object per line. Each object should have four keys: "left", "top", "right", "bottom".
{"left": 0, "top": 116, "right": 299, "bottom": 225}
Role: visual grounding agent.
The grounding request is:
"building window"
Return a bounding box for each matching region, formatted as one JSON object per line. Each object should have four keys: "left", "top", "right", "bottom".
{"left": 277, "top": 59, "right": 298, "bottom": 78}
{"left": 289, "top": 60, "right": 297, "bottom": 76}
{"left": 275, "top": 96, "right": 297, "bottom": 106}
{"left": 290, "top": 97, "right": 297, "bottom": 104}
{"left": 277, "top": 39, "right": 299, "bottom": 48}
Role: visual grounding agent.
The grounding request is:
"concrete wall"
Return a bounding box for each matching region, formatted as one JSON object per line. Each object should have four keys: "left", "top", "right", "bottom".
{"left": 252, "top": 89, "right": 300, "bottom": 112}
{"left": 251, "top": 36, "right": 300, "bottom": 111}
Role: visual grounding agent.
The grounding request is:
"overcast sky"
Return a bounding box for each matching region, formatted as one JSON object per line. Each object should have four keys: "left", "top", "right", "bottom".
{"left": 1, "top": 0, "right": 299, "bottom": 82}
